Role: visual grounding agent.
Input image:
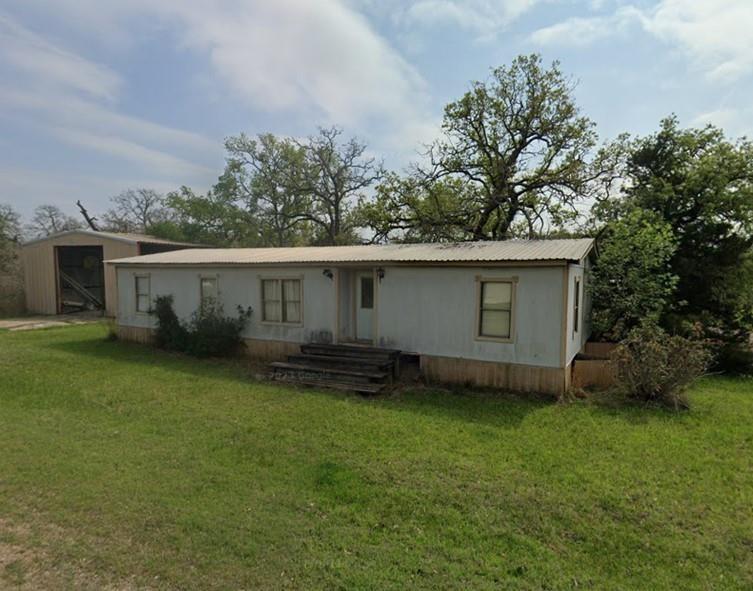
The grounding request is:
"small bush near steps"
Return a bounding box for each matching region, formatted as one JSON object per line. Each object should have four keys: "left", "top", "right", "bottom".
{"left": 611, "top": 324, "right": 712, "bottom": 411}
{"left": 152, "top": 295, "right": 252, "bottom": 358}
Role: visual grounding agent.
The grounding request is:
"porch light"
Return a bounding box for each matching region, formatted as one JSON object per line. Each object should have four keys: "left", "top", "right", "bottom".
{"left": 323, "top": 269, "right": 334, "bottom": 280}
{"left": 376, "top": 267, "right": 385, "bottom": 281}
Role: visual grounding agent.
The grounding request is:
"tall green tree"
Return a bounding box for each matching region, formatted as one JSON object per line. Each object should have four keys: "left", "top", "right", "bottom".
{"left": 0, "top": 204, "right": 21, "bottom": 273}
{"left": 363, "top": 54, "right": 615, "bottom": 242}
{"left": 590, "top": 209, "right": 678, "bottom": 341}
{"left": 160, "top": 181, "right": 260, "bottom": 246}
{"left": 298, "top": 127, "right": 383, "bottom": 245}
{"left": 620, "top": 116, "right": 753, "bottom": 335}
{"left": 224, "top": 133, "right": 312, "bottom": 247}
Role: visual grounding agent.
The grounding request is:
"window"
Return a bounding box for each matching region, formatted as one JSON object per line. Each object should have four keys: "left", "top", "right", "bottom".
{"left": 261, "top": 278, "right": 302, "bottom": 324}
{"left": 200, "top": 276, "right": 218, "bottom": 304}
{"left": 360, "top": 276, "right": 374, "bottom": 309}
{"left": 573, "top": 276, "right": 581, "bottom": 334}
{"left": 135, "top": 275, "right": 150, "bottom": 313}
{"left": 477, "top": 279, "right": 514, "bottom": 340}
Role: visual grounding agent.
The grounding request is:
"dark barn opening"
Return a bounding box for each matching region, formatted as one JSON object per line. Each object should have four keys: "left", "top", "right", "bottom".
{"left": 56, "top": 245, "right": 105, "bottom": 314}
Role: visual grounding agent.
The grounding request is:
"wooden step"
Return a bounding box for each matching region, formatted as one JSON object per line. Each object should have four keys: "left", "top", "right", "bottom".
{"left": 273, "top": 375, "right": 384, "bottom": 395}
{"left": 300, "top": 343, "right": 400, "bottom": 360}
{"left": 288, "top": 353, "right": 393, "bottom": 371}
{"left": 270, "top": 361, "right": 388, "bottom": 382}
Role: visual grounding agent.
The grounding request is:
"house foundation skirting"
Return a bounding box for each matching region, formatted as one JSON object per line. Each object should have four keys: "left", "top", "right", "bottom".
{"left": 242, "top": 338, "right": 299, "bottom": 361}
{"left": 117, "top": 324, "right": 154, "bottom": 344}
{"left": 116, "top": 326, "right": 298, "bottom": 362}
{"left": 420, "top": 354, "right": 566, "bottom": 396}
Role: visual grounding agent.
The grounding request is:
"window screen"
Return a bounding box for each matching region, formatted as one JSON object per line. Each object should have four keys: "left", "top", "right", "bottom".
{"left": 360, "top": 276, "right": 374, "bottom": 309}
{"left": 479, "top": 281, "right": 512, "bottom": 339}
{"left": 135, "top": 276, "right": 150, "bottom": 313}
{"left": 200, "top": 277, "right": 218, "bottom": 303}
{"left": 262, "top": 278, "right": 302, "bottom": 323}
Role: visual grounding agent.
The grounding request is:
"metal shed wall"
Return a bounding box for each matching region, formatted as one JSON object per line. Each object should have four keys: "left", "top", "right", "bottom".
{"left": 21, "top": 234, "right": 138, "bottom": 316}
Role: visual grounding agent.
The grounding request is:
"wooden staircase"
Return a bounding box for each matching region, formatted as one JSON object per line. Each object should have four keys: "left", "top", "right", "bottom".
{"left": 270, "top": 343, "right": 401, "bottom": 394}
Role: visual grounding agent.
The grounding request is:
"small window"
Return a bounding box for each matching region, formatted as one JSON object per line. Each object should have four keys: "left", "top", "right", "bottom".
{"left": 200, "top": 276, "right": 218, "bottom": 304}
{"left": 135, "top": 276, "right": 150, "bottom": 313}
{"left": 478, "top": 280, "right": 513, "bottom": 340}
{"left": 573, "top": 276, "right": 581, "bottom": 334}
{"left": 262, "top": 278, "right": 302, "bottom": 324}
{"left": 360, "top": 276, "right": 374, "bottom": 309}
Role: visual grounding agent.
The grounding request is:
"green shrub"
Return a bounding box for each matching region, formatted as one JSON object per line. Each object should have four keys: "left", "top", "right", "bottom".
{"left": 714, "top": 339, "right": 753, "bottom": 375}
{"left": 185, "top": 298, "right": 253, "bottom": 358}
{"left": 612, "top": 324, "right": 711, "bottom": 411}
{"left": 151, "top": 295, "right": 251, "bottom": 358}
{"left": 153, "top": 295, "right": 189, "bottom": 352}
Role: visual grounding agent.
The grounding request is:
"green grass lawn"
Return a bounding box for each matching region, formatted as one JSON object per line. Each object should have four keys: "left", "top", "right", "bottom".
{"left": 1, "top": 324, "right": 752, "bottom": 590}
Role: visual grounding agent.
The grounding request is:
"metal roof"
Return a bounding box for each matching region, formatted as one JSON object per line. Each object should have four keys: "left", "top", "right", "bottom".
{"left": 108, "top": 238, "right": 594, "bottom": 266}
{"left": 22, "top": 229, "right": 198, "bottom": 247}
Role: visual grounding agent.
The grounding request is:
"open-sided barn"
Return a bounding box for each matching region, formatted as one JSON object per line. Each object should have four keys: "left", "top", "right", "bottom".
{"left": 21, "top": 230, "right": 195, "bottom": 317}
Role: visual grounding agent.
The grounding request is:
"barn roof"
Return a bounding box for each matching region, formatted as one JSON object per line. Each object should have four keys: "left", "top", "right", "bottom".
{"left": 108, "top": 238, "right": 594, "bottom": 266}
{"left": 22, "top": 229, "right": 197, "bottom": 247}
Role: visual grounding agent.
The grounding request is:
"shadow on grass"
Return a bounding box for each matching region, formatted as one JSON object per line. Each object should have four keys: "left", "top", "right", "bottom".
{"left": 41, "top": 335, "right": 552, "bottom": 429}
{"left": 574, "top": 388, "right": 695, "bottom": 425}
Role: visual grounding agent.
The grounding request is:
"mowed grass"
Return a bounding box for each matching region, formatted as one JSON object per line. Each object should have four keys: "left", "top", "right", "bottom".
{"left": 1, "top": 325, "right": 752, "bottom": 590}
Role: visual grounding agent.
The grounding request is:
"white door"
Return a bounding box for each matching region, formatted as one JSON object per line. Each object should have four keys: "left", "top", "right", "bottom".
{"left": 355, "top": 272, "right": 374, "bottom": 341}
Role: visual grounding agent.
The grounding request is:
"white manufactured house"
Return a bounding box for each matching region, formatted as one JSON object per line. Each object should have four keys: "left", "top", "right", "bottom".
{"left": 108, "top": 239, "right": 593, "bottom": 395}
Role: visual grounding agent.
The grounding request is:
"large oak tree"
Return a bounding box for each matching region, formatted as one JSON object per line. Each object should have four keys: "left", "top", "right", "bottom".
{"left": 364, "top": 54, "right": 615, "bottom": 242}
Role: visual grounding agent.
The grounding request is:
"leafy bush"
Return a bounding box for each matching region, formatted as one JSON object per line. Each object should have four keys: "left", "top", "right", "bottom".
{"left": 612, "top": 324, "right": 711, "bottom": 410}
{"left": 153, "top": 295, "right": 190, "bottom": 352}
{"left": 185, "top": 298, "right": 253, "bottom": 358}
{"left": 152, "top": 295, "right": 251, "bottom": 358}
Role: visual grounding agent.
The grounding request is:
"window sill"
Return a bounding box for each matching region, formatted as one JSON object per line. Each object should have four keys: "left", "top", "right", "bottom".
{"left": 259, "top": 320, "right": 304, "bottom": 328}
{"left": 475, "top": 334, "right": 515, "bottom": 344}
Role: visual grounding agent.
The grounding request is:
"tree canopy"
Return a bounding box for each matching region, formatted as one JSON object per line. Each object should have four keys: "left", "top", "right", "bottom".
{"left": 26, "top": 204, "right": 82, "bottom": 238}
{"left": 0, "top": 204, "right": 21, "bottom": 273}
{"left": 362, "top": 54, "right": 616, "bottom": 242}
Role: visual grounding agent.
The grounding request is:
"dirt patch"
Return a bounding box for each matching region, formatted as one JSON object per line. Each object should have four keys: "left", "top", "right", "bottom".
{"left": 0, "top": 313, "right": 101, "bottom": 332}
{"left": 0, "top": 518, "right": 145, "bottom": 590}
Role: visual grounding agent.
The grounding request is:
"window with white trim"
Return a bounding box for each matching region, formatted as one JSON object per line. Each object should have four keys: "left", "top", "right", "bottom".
{"left": 262, "top": 278, "right": 302, "bottom": 324}
{"left": 135, "top": 275, "right": 150, "bottom": 313}
{"left": 200, "top": 276, "right": 218, "bottom": 304}
{"left": 478, "top": 280, "right": 514, "bottom": 340}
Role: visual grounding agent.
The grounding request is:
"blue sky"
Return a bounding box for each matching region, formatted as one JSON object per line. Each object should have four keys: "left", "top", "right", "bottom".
{"left": 1, "top": 0, "right": 751, "bottom": 220}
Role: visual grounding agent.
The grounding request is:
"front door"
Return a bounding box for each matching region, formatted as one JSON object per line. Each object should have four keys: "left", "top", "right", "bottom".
{"left": 355, "top": 271, "right": 374, "bottom": 341}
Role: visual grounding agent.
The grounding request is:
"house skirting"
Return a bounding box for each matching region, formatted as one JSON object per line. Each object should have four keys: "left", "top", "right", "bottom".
{"left": 117, "top": 324, "right": 154, "bottom": 344}
{"left": 116, "top": 327, "right": 571, "bottom": 395}
{"left": 116, "top": 326, "right": 299, "bottom": 362}
{"left": 242, "top": 338, "right": 299, "bottom": 361}
{"left": 420, "top": 354, "right": 566, "bottom": 396}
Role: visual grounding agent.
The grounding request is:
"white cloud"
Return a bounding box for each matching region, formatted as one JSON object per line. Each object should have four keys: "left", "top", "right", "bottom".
{"left": 0, "top": 165, "right": 191, "bottom": 218}
{"left": 50, "top": 128, "right": 215, "bottom": 178}
{"left": 691, "top": 107, "right": 753, "bottom": 137}
{"left": 5, "top": 0, "right": 434, "bottom": 139}
{"left": 530, "top": 7, "right": 640, "bottom": 47}
{"left": 360, "top": 0, "right": 542, "bottom": 38}
{"left": 639, "top": 0, "right": 753, "bottom": 82}
{"left": 531, "top": 0, "right": 753, "bottom": 82}
{"left": 0, "top": 9, "right": 220, "bottom": 196}
{"left": 0, "top": 12, "right": 121, "bottom": 100}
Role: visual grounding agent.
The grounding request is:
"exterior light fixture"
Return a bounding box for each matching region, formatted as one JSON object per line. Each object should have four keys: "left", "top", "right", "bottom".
{"left": 323, "top": 269, "right": 334, "bottom": 280}
{"left": 376, "top": 267, "right": 385, "bottom": 281}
